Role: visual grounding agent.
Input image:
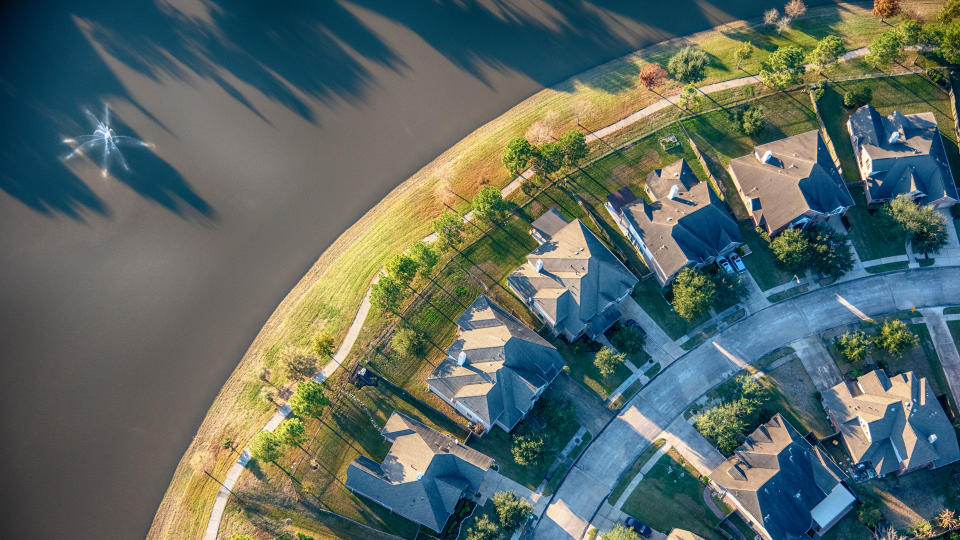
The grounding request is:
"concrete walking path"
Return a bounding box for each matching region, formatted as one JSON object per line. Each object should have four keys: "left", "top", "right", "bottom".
{"left": 922, "top": 308, "right": 960, "bottom": 409}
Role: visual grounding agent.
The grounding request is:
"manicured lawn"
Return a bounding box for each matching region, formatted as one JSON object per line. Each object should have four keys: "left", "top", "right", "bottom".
{"left": 552, "top": 335, "right": 632, "bottom": 400}
{"left": 631, "top": 277, "right": 702, "bottom": 340}
{"left": 945, "top": 306, "right": 960, "bottom": 316}
{"left": 819, "top": 511, "right": 873, "bottom": 540}
{"left": 621, "top": 449, "right": 723, "bottom": 540}
{"left": 608, "top": 376, "right": 645, "bottom": 410}
{"left": 858, "top": 460, "right": 960, "bottom": 530}
{"left": 764, "top": 357, "right": 833, "bottom": 438}
{"left": 948, "top": 320, "right": 960, "bottom": 353}
{"left": 843, "top": 186, "right": 907, "bottom": 262}
{"left": 864, "top": 260, "right": 909, "bottom": 273}
{"left": 608, "top": 438, "right": 666, "bottom": 504}
{"left": 456, "top": 500, "right": 497, "bottom": 540}
{"left": 767, "top": 283, "right": 808, "bottom": 303}
{"left": 739, "top": 223, "right": 794, "bottom": 291}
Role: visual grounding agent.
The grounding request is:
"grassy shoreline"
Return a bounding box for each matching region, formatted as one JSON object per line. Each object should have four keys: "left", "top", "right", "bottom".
{"left": 148, "top": 3, "right": 943, "bottom": 538}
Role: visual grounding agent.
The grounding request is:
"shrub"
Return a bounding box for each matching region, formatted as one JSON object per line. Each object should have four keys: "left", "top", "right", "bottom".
{"left": 932, "top": 67, "right": 954, "bottom": 87}
{"left": 594, "top": 346, "right": 627, "bottom": 377}
{"left": 391, "top": 326, "right": 427, "bottom": 360}
{"left": 843, "top": 86, "right": 872, "bottom": 108}
{"left": 492, "top": 491, "right": 533, "bottom": 531}
{"left": 667, "top": 46, "right": 709, "bottom": 84}
{"left": 875, "top": 319, "right": 919, "bottom": 355}
{"left": 810, "top": 82, "right": 825, "bottom": 102}
{"left": 834, "top": 330, "right": 872, "bottom": 364}
{"left": 736, "top": 105, "right": 766, "bottom": 136}
{"left": 608, "top": 322, "right": 645, "bottom": 354}
{"left": 511, "top": 431, "right": 547, "bottom": 466}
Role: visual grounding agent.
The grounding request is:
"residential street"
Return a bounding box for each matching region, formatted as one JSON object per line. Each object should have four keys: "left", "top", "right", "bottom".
{"left": 535, "top": 267, "right": 960, "bottom": 539}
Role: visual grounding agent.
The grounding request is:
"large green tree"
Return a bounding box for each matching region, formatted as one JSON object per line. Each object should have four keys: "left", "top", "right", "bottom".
{"left": 865, "top": 30, "right": 904, "bottom": 67}
{"left": 533, "top": 141, "right": 564, "bottom": 178}
{"left": 502, "top": 136, "right": 536, "bottom": 176}
{"left": 472, "top": 185, "right": 509, "bottom": 223}
{"left": 835, "top": 330, "right": 872, "bottom": 364}
{"left": 939, "top": 20, "right": 960, "bottom": 64}
{"left": 511, "top": 431, "right": 546, "bottom": 466}
{"left": 370, "top": 274, "right": 409, "bottom": 313}
{"left": 770, "top": 228, "right": 811, "bottom": 273}
{"left": 465, "top": 515, "right": 501, "bottom": 540}
{"left": 808, "top": 35, "right": 846, "bottom": 71}
{"left": 887, "top": 195, "right": 948, "bottom": 255}
{"left": 276, "top": 417, "right": 307, "bottom": 447}
{"left": 667, "top": 46, "right": 709, "bottom": 83}
{"left": 594, "top": 346, "right": 627, "bottom": 377}
{"left": 558, "top": 130, "right": 588, "bottom": 168}
{"left": 386, "top": 252, "right": 420, "bottom": 283}
{"left": 492, "top": 491, "right": 533, "bottom": 531}
{"left": 671, "top": 267, "right": 716, "bottom": 321}
{"left": 432, "top": 211, "right": 465, "bottom": 249}
{"left": 391, "top": 326, "right": 427, "bottom": 360}
{"left": 312, "top": 332, "right": 335, "bottom": 360}
{"left": 759, "top": 45, "right": 806, "bottom": 89}
{"left": 875, "top": 319, "right": 919, "bottom": 355}
{"left": 808, "top": 227, "right": 854, "bottom": 277}
{"left": 409, "top": 241, "right": 439, "bottom": 274}
{"left": 289, "top": 380, "right": 330, "bottom": 418}
{"left": 249, "top": 431, "right": 283, "bottom": 463}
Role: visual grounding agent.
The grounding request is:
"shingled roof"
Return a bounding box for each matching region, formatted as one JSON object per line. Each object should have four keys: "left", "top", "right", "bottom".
{"left": 427, "top": 295, "right": 564, "bottom": 431}
{"left": 710, "top": 414, "right": 853, "bottom": 540}
{"left": 822, "top": 369, "right": 960, "bottom": 477}
{"left": 848, "top": 105, "right": 958, "bottom": 205}
{"left": 345, "top": 412, "right": 493, "bottom": 532}
{"left": 613, "top": 159, "right": 741, "bottom": 285}
{"left": 508, "top": 209, "right": 638, "bottom": 338}
{"left": 729, "top": 130, "right": 853, "bottom": 234}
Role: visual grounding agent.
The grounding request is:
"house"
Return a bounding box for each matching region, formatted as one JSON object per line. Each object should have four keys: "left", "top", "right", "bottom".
{"left": 426, "top": 295, "right": 565, "bottom": 433}
{"left": 604, "top": 159, "right": 742, "bottom": 286}
{"left": 821, "top": 369, "right": 960, "bottom": 477}
{"left": 345, "top": 411, "right": 494, "bottom": 532}
{"left": 728, "top": 130, "right": 854, "bottom": 236}
{"left": 709, "top": 414, "right": 855, "bottom": 540}
{"left": 847, "top": 105, "right": 958, "bottom": 207}
{"left": 507, "top": 208, "right": 638, "bottom": 341}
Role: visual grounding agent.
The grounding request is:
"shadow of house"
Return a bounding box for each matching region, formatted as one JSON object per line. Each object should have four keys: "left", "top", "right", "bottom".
{"left": 345, "top": 411, "right": 493, "bottom": 533}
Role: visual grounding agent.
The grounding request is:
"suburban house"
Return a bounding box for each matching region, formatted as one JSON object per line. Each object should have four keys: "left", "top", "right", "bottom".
{"left": 507, "top": 208, "right": 638, "bottom": 341}
{"left": 709, "top": 414, "right": 855, "bottom": 540}
{"left": 426, "top": 295, "right": 565, "bottom": 433}
{"left": 847, "top": 104, "right": 958, "bottom": 207}
{"left": 344, "top": 411, "right": 494, "bottom": 532}
{"left": 728, "top": 130, "right": 854, "bottom": 236}
{"left": 821, "top": 369, "right": 960, "bottom": 478}
{"left": 604, "top": 159, "right": 742, "bottom": 286}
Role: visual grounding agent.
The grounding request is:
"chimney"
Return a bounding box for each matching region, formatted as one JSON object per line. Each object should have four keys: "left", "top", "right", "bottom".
{"left": 889, "top": 131, "right": 901, "bottom": 144}
{"left": 668, "top": 184, "right": 680, "bottom": 200}
{"left": 535, "top": 259, "right": 543, "bottom": 272}
{"left": 929, "top": 434, "right": 938, "bottom": 444}
{"left": 457, "top": 352, "right": 467, "bottom": 366}
{"left": 759, "top": 150, "right": 773, "bottom": 163}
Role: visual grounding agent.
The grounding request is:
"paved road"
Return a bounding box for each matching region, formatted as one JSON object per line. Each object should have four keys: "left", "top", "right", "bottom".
{"left": 535, "top": 267, "right": 960, "bottom": 539}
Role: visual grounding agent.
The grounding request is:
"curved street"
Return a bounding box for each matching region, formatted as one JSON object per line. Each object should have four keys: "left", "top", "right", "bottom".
{"left": 535, "top": 266, "right": 960, "bottom": 539}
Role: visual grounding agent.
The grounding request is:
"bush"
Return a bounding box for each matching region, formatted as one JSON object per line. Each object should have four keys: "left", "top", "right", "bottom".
{"left": 810, "top": 82, "right": 825, "bottom": 102}
{"left": 875, "top": 319, "right": 919, "bottom": 355}
{"left": 737, "top": 105, "right": 766, "bottom": 136}
{"left": 594, "top": 346, "right": 627, "bottom": 377}
{"left": 492, "top": 491, "right": 533, "bottom": 531}
{"left": 510, "top": 431, "right": 547, "bottom": 466}
{"left": 835, "top": 330, "right": 872, "bottom": 364}
{"left": 391, "top": 327, "right": 427, "bottom": 360}
{"left": 843, "top": 86, "right": 872, "bottom": 108}
{"left": 928, "top": 68, "right": 949, "bottom": 88}
{"left": 858, "top": 496, "right": 883, "bottom": 527}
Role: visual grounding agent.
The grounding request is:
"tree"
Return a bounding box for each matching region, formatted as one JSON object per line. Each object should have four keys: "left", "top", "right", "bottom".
{"left": 865, "top": 30, "right": 904, "bottom": 67}
{"left": 638, "top": 63, "right": 668, "bottom": 89}
{"left": 609, "top": 323, "right": 645, "bottom": 354}
{"left": 249, "top": 431, "right": 283, "bottom": 463}
{"left": 887, "top": 195, "right": 948, "bottom": 255}
{"left": 289, "top": 380, "right": 330, "bottom": 418}
{"left": 694, "top": 376, "right": 771, "bottom": 454}
{"left": 312, "top": 332, "right": 335, "bottom": 360}
{"left": 873, "top": 0, "right": 901, "bottom": 20}
{"left": 558, "top": 130, "right": 588, "bottom": 168}
{"left": 784, "top": 0, "right": 807, "bottom": 19}
{"left": 843, "top": 86, "right": 872, "bottom": 108}
{"left": 276, "top": 417, "right": 306, "bottom": 447}
{"left": 895, "top": 20, "right": 921, "bottom": 46}
{"left": 230, "top": 535, "right": 255, "bottom": 540}
{"left": 935, "top": 508, "right": 958, "bottom": 531}
{"left": 520, "top": 175, "right": 543, "bottom": 197}
{"left": 391, "top": 326, "right": 427, "bottom": 360}
{"left": 533, "top": 141, "right": 564, "bottom": 178}
{"left": 502, "top": 136, "right": 536, "bottom": 176}
{"left": 876, "top": 319, "right": 919, "bottom": 355}
{"left": 859, "top": 496, "right": 884, "bottom": 528}
{"left": 763, "top": 9, "right": 780, "bottom": 26}
{"left": 713, "top": 270, "right": 747, "bottom": 307}
{"left": 808, "top": 226, "right": 854, "bottom": 277}
{"left": 939, "top": 21, "right": 960, "bottom": 65}
{"left": 835, "top": 330, "right": 872, "bottom": 364}
{"left": 601, "top": 525, "right": 640, "bottom": 540}
{"left": 671, "top": 268, "right": 716, "bottom": 321}
{"left": 386, "top": 252, "right": 420, "bottom": 283}
{"left": 667, "top": 46, "right": 709, "bottom": 84}
{"left": 770, "top": 228, "right": 811, "bottom": 273}
{"left": 677, "top": 84, "right": 702, "bottom": 112}
{"left": 492, "top": 491, "right": 533, "bottom": 531}
{"left": 370, "top": 274, "right": 409, "bottom": 313}
{"left": 759, "top": 45, "right": 806, "bottom": 89}
{"left": 472, "top": 185, "right": 509, "bottom": 223}
{"left": 511, "top": 431, "right": 546, "bottom": 465}
{"left": 282, "top": 350, "right": 317, "bottom": 380}
{"left": 808, "top": 35, "right": 846, "bottom": 71}
{"left": 942, "top": 0, "right": 960, "bottom": 22}
{"left": 738, "top": 106, "right": 766, "bottom": 136}
{"left": 594, "top": 346, "right": 627, "bottom": 377}
{"left": 734, "top": 41, "right": 754, "bottom": 69}
{"left": 465, "top": 515, "right": 501, "bottom": 540}
{"left": 409, "top": 241, "right": 439, "bottom": 275}
{"left": 433, "top": 211, "right": 464, "bottom": 249}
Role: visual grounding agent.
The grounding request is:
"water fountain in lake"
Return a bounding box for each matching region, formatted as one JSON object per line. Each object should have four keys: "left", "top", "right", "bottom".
{"left": 63, "top": 104, "right": 152, "bottom": 178}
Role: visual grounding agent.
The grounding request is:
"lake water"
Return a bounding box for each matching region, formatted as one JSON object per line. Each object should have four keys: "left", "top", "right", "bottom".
{"left": 0, "top": 1, "right": 827, "bottom": 537}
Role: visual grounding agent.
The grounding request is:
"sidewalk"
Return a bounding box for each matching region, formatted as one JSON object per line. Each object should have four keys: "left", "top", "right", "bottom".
{"left": 922, "top": 308, "right": 960, "bottom": 410}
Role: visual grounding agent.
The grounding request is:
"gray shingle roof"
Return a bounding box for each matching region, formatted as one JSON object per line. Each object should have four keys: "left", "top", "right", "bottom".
{"left": 426, "top": 295, "right": 565, "bottom": 431}
{"left": 821, "top": 369, "right": 960, "bottom": 476}
{"left": 508, "top": 209, "right": 638, "bottom": 337}
{"left": 710, "top": 414, "right": 852, "bottom": 540}
{"left": 729, "top": 130, "right": 853, "bottom": 234}
{"left": 848, "top": 105, "right": 958, "bottom": 204}
{"left": 617, "top": 159, "right": 741, "bottom": 284}
{"left": 345, "top": 412, "right": 493, "bottom": 532}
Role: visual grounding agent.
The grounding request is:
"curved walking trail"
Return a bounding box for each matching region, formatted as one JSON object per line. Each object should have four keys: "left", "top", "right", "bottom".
{"left": 534, "top": 267, "right": 960, "bottom": 539}
{"left": 204, "top": 45, "right": 888, "bottom": 538}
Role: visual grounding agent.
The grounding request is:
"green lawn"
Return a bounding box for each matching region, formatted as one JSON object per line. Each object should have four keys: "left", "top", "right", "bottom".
{"left": 948, "top": 320, "right": 960, "bottom": 353}
{"left": 764, "top": 357, "right": 834, "bottom": 438}
{"left": 621, "top": 449, "right": 723, "bottom": 540}
{"left": 552, "top": 335, "right": 632, "bottom": 400}
{"left": 843, "top": 186, "right": 908, "bottom": 262}
{"left": 945, "top": 306, "right": 960, "bottom": 316}
{"left": 864, "top": 261, "right": 910, "bottom": 274}
{"left": 608, "top": 438, "right": 666, "bottom": 504}
{"left": 456, "top": 500, "right": 497, "bottom": 540}
{"left": 608, "top": 376, "right": 646, "bottom": 410}
{"left": 767, "top": 284, "right": 808, "bottom": 303}
{"left": 739, "top": 223, "right": 794, "bottom": 291}
{"left": 819, "top": 511, "right": 873, "bottom": 540}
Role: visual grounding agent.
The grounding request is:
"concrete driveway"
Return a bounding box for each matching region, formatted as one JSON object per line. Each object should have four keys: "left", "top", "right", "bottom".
{"left": 535, "top": 267, "right": 960, "bottom": 539}
{"left": 791, "top": 335, "right": 843, "bottom": 391}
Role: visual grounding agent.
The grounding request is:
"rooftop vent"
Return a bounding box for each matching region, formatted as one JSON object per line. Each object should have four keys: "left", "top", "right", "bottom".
{"left": 416, "top": 472, "right": 423, "bottom": 480}
{"left": 535, "top": 259, "right": 543, "bottom": 273}
{"left": 759, "top": 150, "right": 773, "bottom": 163}
{"left": 457, "top": 352, "right": 467, "bottom": 366}
{"left": 889, "top": 131, "right": 901, "bottom": 144}
{"left": 930, "top": 434, "right": 938, "bottom": 444}
{"left": 668, "top": 184, "right": 680, "bottom": 200}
